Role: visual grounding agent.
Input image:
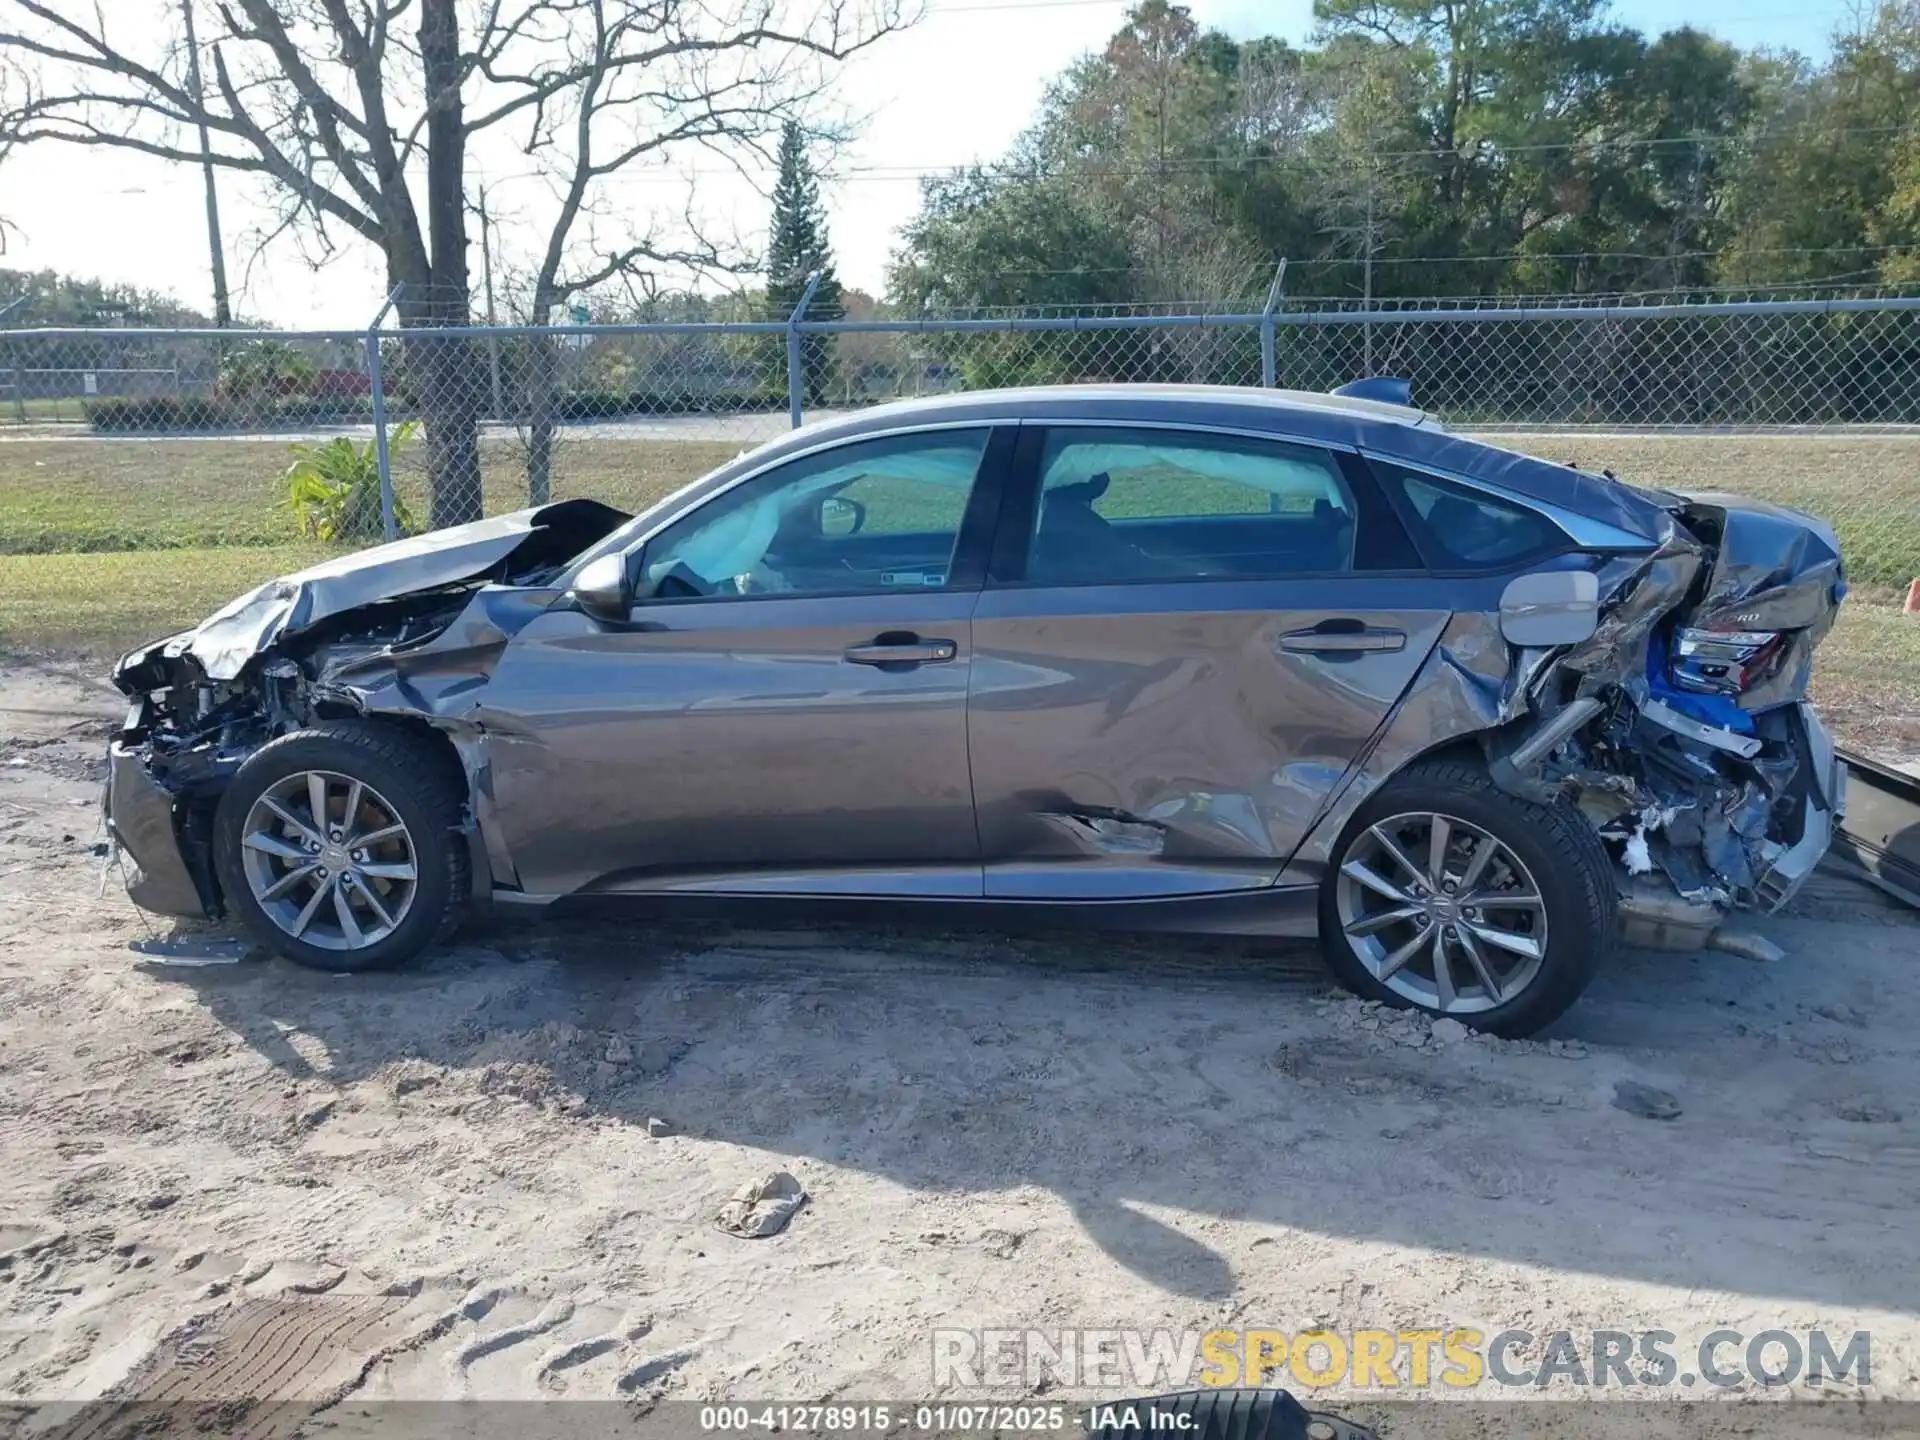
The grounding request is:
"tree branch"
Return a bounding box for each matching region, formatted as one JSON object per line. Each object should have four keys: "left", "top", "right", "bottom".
{"left": 1, "top": 0, "right": 910, "bottom": 317}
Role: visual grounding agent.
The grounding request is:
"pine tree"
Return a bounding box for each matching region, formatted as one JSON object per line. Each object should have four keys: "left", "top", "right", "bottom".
{"left": 766, "top": 121, "right": 845, "bottom": 405}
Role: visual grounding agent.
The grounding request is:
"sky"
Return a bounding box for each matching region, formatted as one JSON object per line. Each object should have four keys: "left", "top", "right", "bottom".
{"left": 0, "top": 0, "right": 1861, "bottom": 328}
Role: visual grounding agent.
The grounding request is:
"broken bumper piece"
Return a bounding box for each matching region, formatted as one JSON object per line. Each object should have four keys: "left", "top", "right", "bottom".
{"left": 1607, "top": 701, "right": 1840, "bottom": 948}
{"left": 103, "top": 741, "right": 213, "bottom": 919}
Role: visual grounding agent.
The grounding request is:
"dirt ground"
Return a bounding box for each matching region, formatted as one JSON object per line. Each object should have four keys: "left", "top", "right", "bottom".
{"left": 3, "top": 656, "right": 1920, "bottom": 1427}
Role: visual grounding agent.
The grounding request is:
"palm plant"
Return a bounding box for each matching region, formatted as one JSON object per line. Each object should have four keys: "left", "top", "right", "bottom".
{"left": 286, "top": 421, "right": 420, "bottom": 541}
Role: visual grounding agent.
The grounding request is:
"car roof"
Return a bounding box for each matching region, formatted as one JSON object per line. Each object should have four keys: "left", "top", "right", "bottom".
{"left": 796, "top": 383, "right": 1438, "bottom": 436}
{"left": 692, "top": 384, "right": 1675, "bottom": 548}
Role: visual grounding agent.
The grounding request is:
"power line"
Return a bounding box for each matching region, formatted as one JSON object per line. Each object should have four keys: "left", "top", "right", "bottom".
{"left": 556, "top": 123, "right": 1916, "bottom": 189}
{"left": 829, "top": 123, "right": 1913, "bottom": 170}
{"left": 1315, "top": 243, "right": 1915, "bottom": 267}
{"left": 922, "top": 0, "right": 1854, "bottom": 16}
{"left": 911, "top": 244, "right": 1911, "bottom": 279}
{"left": 930, "top": 0, "right": 1121, "bottom": 11}
{"left": 894, "top": 276, "right": 1920, "bottom": 308}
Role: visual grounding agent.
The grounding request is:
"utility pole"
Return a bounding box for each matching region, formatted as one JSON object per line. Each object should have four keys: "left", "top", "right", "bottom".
{"left": 1363, "top": 163, "right": 1375, "bottom": 375}
{"left": 180, "top": 0, "right": 231, "bottom": 328}
{"left": 1362, "top": 126, "right": 1378, "bottom": 376}
{"left": 478, "top": 182, "right": 504, "bottom": 418}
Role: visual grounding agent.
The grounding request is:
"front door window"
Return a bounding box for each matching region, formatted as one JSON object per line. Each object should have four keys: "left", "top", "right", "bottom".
{"left": 638, "top": 429, "right": 992, "bottom": 600}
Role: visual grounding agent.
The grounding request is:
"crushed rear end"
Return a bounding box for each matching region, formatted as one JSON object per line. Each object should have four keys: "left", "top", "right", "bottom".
{"left": 1488, "top": 488, "right": 1847, "bottom": 950}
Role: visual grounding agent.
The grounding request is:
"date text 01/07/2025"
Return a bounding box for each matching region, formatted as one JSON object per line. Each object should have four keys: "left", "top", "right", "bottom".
{"left": 698, "top": 1404, "right": 1078, "bottom": 1434}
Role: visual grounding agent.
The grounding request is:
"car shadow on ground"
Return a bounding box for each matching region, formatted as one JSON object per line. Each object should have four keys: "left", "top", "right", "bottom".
{"left": 159, "top": 896, "right": 1920, "bottom": 1315}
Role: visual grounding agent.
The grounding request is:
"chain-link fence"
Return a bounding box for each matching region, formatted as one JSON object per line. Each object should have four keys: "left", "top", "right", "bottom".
{"left": 3, "top": 293, "right": 1918, "bottom": 584}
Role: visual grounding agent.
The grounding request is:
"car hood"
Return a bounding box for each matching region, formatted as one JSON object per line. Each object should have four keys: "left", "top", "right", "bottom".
{"left": 115, "top": 498, "right": 630, "bottom": 687}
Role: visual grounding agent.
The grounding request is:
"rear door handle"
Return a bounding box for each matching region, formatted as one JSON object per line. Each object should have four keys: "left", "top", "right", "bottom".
{"left": 844, "top": 635, "right": 957, "bottom": 666}
{"left": 1277, "top": 625, "right": 1406, "bottom": 654}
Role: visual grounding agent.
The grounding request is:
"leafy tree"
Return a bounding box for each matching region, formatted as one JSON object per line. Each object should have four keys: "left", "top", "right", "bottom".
{"left": 2, "top": 0, "right": 910, "bottom": 525}
{"left": 892, "top": 170, "right": 1135, "bottom": 311}
{"left": 1508, "top": 28, "right": 1755, "bottom": 295}
{"left": 1877, "top": 125, "right": 1920, "bottom": 280}
{"left": 890, "top": 0, "right": 1920, "bottom": 315}
{"left": 1717, "top": 3, "right": 1920, "bottom": 287}
{"left": 0, "top": 268, "right": 217, "bottom": 327}
{"left": 767, "top": 121, "right": 846, "bottom": 404}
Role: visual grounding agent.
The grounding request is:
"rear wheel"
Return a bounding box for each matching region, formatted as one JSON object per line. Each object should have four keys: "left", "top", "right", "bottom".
{"left": 1317, "top": 758, "right": 1613, "bottom": 1037}
{"left": 214, "top": 721, "right": 468, "bottom": 973}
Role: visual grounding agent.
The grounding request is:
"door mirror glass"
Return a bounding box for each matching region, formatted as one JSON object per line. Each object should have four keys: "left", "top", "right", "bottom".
{"left": 1500, "top": 569, "right": 1599, "bottom": 646}
{"left": 570, "top": 552, "right": 632, "bottom": 623}
{"left": 819, "top": 495, "right": 867, "bottom": 538}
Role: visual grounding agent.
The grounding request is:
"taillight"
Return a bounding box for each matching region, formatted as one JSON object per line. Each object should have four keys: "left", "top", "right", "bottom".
{"left": 1671, "top": 627, "right": 1788, "bottom": 696}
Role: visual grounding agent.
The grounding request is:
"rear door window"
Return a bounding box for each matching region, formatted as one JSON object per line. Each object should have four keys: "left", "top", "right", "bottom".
{"left": 1370, "top": 460, "right": 1570, "bottom": 570}
{"left": 1020, "top": 428, "right": 1359, "bottom": 584}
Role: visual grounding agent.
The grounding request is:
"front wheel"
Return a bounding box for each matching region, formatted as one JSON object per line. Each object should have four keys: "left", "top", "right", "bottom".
{"left": 1317, "top": 758, "right": 1614, "bottom": 1037}
{"left": 214, "top": 720, "right": 469, "bottom": 973}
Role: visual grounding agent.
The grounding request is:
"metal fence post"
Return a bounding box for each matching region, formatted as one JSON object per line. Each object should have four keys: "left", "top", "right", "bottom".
{"left": 367, "top": 286, "right": 404, "bottom": 541}
{"left": 1259, "top": 260, "right": 1286, "bottom": 388}
{"left": 0, "top": 296, "right": 27, "bottom": 424}
{"left": 786, "top": 270, "right": 824, "bottom": 429}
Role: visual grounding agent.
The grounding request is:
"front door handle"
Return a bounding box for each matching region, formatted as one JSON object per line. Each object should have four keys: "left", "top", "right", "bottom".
{"left": 844, "top": 634, "right": 958, "bottom": 666}
{"left": 1278, "top": 625, "right": 1406, "bottom": 654}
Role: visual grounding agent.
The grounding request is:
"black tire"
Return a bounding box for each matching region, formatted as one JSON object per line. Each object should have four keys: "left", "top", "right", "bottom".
{"left": 214, "top": 720, "right": 469, "bottom": 973}
{"left": 1317, "top": 757, "right": 1614, "bottom": 1037}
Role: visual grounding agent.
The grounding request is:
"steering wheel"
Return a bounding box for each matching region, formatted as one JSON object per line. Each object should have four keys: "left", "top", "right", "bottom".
{"left": 653, "top": 561, "right": 716, "bottom": 599}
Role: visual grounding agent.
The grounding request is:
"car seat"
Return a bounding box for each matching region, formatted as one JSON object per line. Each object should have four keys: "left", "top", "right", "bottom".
{"left": 1032, "top": 472, "right": 1158, "bottom": 581}
{"left": 1311, "top": 496, "right": 1356, "bottom": 568}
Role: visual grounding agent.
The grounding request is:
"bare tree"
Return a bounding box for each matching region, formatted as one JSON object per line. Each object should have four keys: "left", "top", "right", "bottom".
{"left": 0, "top": 56, "right": 28, "bottom": 253}
{"left": 509, "top": 8, "right": 859, "bottom": 502}
{"left": 0, "top": 0, "right": 910, "bottom": 525}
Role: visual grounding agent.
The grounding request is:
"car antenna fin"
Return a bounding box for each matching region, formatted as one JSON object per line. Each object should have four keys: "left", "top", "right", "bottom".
{"left": 1331, "top": 377, "right": 1414, "bottom": 408}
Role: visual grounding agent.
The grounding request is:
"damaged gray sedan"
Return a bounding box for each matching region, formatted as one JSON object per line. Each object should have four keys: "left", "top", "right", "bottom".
{"left": 105, "top": 383, "right": 1847, "bottom": 1035}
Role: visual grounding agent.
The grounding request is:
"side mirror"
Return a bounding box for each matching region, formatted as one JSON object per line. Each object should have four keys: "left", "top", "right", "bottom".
{"left": 1500, "top": 569, "right": 1599, "bottom": 646}
{"left": 569, "top": 552, "right": 632, "bottom": 623}
{"left": 818, "top": 495, "right": 866, "bottom": 538}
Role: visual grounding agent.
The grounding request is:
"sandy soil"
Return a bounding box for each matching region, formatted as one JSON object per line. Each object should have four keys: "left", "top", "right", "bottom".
{"left": 3, "top": 656, "right": 1919, "bottom": 1426}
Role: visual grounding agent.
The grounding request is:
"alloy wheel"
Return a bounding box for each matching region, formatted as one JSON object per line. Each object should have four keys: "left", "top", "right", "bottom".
{"left": 238, "top": 769, "right": 419, "bottom": 952}
{"left": 1334, "top": 810, "right": 1547, "bottom": 1015}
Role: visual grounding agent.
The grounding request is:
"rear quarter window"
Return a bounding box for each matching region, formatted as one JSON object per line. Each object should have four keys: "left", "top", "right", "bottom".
{"left": 1371, "top": 460, "right": 1570, "bottom": 570}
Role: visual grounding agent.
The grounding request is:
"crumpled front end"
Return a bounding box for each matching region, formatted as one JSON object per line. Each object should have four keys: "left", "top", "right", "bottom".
{"left": 103, "top": 500, "right": 630, "bottom": 920}
{"left": 104, "top": 735, "right": 215, "bottom": 917}
{"left": 104, "top": 596, "right": 472, "bottom": 922}
{"left": 1486, "top": 491, "right": 1848, "bottom": 943}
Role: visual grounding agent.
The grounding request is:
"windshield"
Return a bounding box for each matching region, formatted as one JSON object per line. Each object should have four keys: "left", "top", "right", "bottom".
{"left": 561, "top": 449, "right": 759, "bottom": 574}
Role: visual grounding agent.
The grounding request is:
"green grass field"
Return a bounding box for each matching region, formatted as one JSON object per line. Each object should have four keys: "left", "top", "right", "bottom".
{"left": 0, "top": 433, "right": 741, "bottom": 656}
{"left": 3, "top": 398, "right": 91, "bottom": 424}
{"left": 0, "top": 545, "right": 331, "bottom": 654}
{"left": 0, "top": 435, "right": 742, "bottom": 554}
{"left": 1485, "top": 433, "right": 1920, "bottom": 590}
{"left": 0, "top": 428, "right": 1914, "bottom": 757}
